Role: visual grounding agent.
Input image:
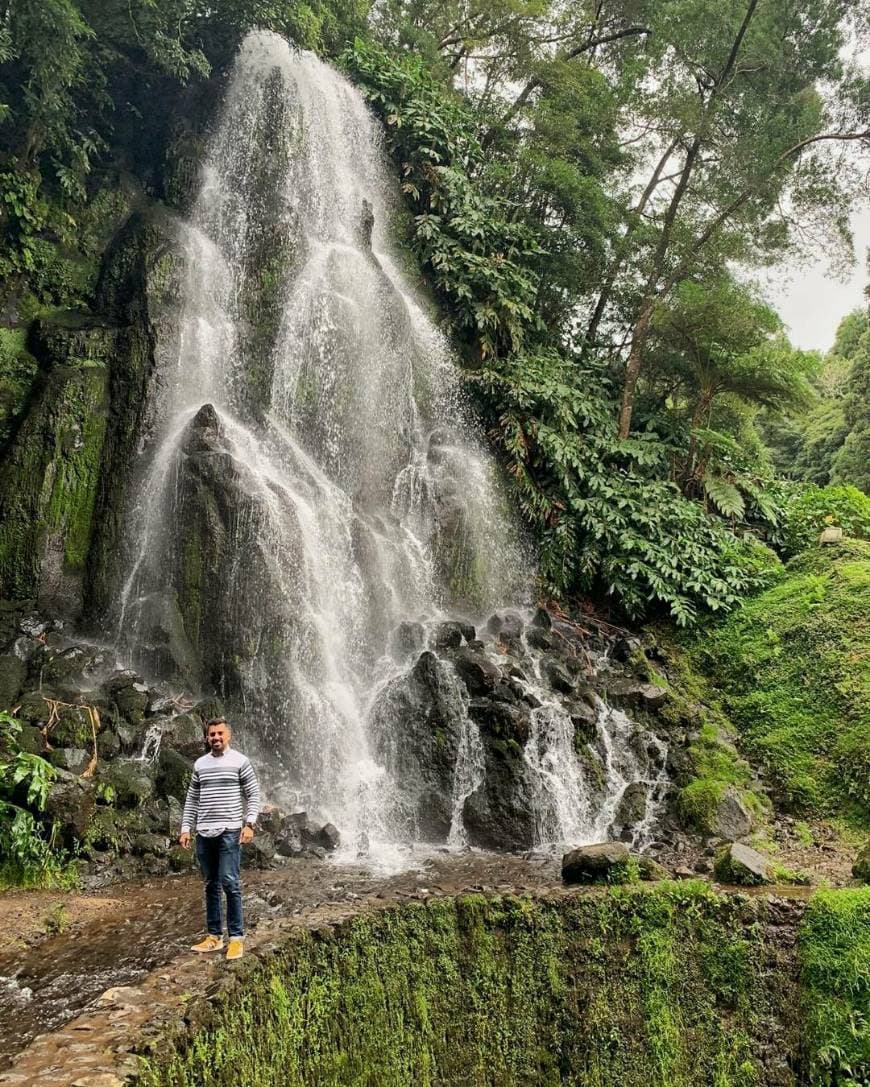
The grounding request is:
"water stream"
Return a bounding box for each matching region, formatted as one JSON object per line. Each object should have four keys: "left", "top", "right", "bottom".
{"left": 113, "top": 32, "right": 667, "bottom": 866}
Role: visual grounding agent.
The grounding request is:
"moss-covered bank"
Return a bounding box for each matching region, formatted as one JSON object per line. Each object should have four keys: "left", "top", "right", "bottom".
{"left": 137, "top": 883, "right": 803, "bottom": 1087}
{"left": 686, "top": 541, "right": 869, "bottom": 827}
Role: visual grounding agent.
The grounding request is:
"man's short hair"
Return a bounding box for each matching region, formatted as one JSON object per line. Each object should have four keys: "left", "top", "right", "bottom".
{"left": 206, "top": 717, "right": 229, "bottom": 730}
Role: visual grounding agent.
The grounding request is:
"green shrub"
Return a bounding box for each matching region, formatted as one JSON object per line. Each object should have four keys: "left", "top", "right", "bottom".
{"left": 780, "top": 484, "right": 870, "bottom": 558}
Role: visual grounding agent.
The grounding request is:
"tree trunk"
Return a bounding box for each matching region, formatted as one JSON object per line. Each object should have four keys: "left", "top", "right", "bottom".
{"left": 617, "top": 300, "right": 654, "bottom": 438}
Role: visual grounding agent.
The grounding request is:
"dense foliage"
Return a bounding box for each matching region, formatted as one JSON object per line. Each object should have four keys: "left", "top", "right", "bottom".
{"left": 0, "top": 711, "right": 72, "bottom": 887}
{"left": 0, "top": 0, "right": 868, "bottom": 624}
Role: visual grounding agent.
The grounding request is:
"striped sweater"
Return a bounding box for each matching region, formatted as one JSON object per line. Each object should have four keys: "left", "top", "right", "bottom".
{"left": 181, "top": 748, "right": 261, "bottom": 835}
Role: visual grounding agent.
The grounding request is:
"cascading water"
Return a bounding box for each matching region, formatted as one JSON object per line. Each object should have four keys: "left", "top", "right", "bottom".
{"left": 113, "top": 31, "right": 668, "bottom": 866}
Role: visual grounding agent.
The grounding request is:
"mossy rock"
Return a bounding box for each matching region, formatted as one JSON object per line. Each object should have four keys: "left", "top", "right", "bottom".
{"left": 713, "top": 842, "right": 772, "bottom": 886}
{"left": 853, "top": 843, "right": 870, "bottom": 883}
{"left": 0, "top": 315, "right": 112, "bottom": 612}
{"left": 98, "top": 760, "right": 155, "bottom": 808}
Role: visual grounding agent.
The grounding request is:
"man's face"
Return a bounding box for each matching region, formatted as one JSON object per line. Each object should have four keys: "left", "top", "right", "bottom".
{"left": 208, "top": 723, "right": 230, "bottom": 754}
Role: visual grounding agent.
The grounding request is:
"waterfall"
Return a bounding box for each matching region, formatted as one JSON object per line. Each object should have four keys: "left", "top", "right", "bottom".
{"left": 113, "top": 31, "right": 667, "bottom": 866}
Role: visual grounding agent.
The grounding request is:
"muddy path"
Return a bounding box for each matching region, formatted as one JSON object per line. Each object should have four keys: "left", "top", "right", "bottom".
{"left": 0, "top": 851, "right": 562, "bottom": 1070}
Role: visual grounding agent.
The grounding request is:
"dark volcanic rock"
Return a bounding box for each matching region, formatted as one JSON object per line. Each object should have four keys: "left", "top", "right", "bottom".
{"left": 545, "top": 661, "right": 574, "bottom": 695}
{"left": 561, "top": 841, "right": 631, "bottom": 884}
{"left": 317, "top": 822, "right": 341, "bottom": 851}
{"left": 607, "top": 680, "right": 668, "bottom": 710}
{"left": 433, "top": 621, "right": 463, "bottom": 650}
{"left": 708, "top": 788, "right": 753, "bottom": 840}
{"left": 463, "top": 736, "right": 537, "bottom": 852}
{"left": 44, "top": 772, "right": 96, "bottom": 847}
{"left": 450, "top": 647, "right": 501, "bottom": 696}
{"left": 614, "top": 782, "right": 648, "bottom": 832}
{"left": 369, "top": 651, "right": 463, "bottom": 839}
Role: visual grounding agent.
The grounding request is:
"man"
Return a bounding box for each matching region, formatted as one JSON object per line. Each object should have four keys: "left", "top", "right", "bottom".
{"left": 179, "top": 718, "right": 261, "bottom": 960}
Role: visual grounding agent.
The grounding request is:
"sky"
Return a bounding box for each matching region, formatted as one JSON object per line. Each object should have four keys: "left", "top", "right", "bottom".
{"left": 765, "top": 203, "right": 870, "bottom": 354}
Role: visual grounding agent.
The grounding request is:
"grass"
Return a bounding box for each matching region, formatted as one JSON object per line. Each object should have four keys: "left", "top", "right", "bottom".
{"left": 799, "top": 887, "right": 870, "bottom": 1085}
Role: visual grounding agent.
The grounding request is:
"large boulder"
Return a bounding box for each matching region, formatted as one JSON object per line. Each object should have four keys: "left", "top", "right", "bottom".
{"left": 562, "top": 842, "right": 632, "bottom": 884}
{"left": 713, "top": 842, "right": 772, "bottom": 886}
{"left": 450, "top": 647, "right": 501, "bottom": 697}
{"left": 98, "top": 760, "right": 155, "bottom": 808}
{"left": 155, "top": 747, "right": 192, "bottom": 802}
{"left": 462, "top": 736, "right": 538, "bottom": 851}
{"left": 709, "top": 788, "right": 753, "bottom": 840}
{"left": 43, "top": 772, "right": 96, "bottom": 847}
{"left": 368, "top": 651, "right": 464, "bottom": 840}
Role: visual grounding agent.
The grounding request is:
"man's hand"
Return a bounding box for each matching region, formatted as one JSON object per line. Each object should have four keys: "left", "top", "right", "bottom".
{"left": 240, "top": 825, "right": 254, "bottom": 845}
{"left": 179, "top": 831, "right": 191, "bottom": 849}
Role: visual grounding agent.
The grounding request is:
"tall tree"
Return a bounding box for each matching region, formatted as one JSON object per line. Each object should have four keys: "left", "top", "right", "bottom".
{"left": 579, "top": 0, "right": 869, "bottom": 437}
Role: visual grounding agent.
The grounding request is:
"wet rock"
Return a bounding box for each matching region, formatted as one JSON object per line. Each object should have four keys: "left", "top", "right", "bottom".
{"left": 39, "top": 643, "right": 104, "bottom": 688}
{"left": 256, "top": 804, "right": 286, "bottom": 837}
{"left": 562, "top": 842, "right": 631, "bottom": 884}
{"left": 155, "top": 747, "right": 191, "bottom": 802}
{"left": 433, "top": 621, "right": 463, "bottom": 650}
{"left": 458, "top": 622, "right": 476, "bottom": 643}
{"left": 545, "top": 661, "right": 574, "bottom": 695}
{"left": 242, "top": 832, "right": 276, "bottom": 868}
{"left": 486, "top": 610, "right": 523, "bottom": 648}
{"left": 44, "top": 773, "right": 96, "bottom": 846}
{"left": 19, "top": 614, "right": 48, "bottom": 639}
{"left": 161, "top": 711, "right": 205, "bottom": 757}
{"left": 97, "top": 727, "right": 121, "bottom": 759}
{"left": 713, "top": 842, "right": 772, "bottom": 886}
{"left": 525, "top": 626, "right": 553, "bottom": 651}
{"left": 13, "top": 722, "right": 43, "bottom": 755}
{"left": 317, "top": 822, "right": 341, "bottom": 851}
{"left": 611, "top": 635, "right": 641, "bottom": 663}
{"left": 709, "top": 788, "right": 753, "bottom": 840}
{"left": 608, "top": 680, "right": 668, "bottom": 710}
{"left": 450, "top": 647, "right": 501, "bottom": 697}
{"left": 467, "top": 698, "right": 531, "bottom": 745}
{"left": 615, "top": 782, "right": 648, "bottom": 829}
{"left": 109, "top": 679, "right": 150, "bottom": 725}
{"left": 131, "top": 833, "right": 171, "bottom": 857}
{"left": 0, "top": 653, "right": 26, "bottom": 708}
{"left": 49, "top": 702, "right": 97, "bottom": 748}
{"left": 531, "top": 607, "right": 552, "bottom": 630}
{"left": 463, "top": 737, "right": 537, "bottom": 851}
{"left": 369, "top": 651, "right": 463, "bottom": 839}
{"left": 852, "top": 842, "right": 870, "bottom": 883}
{"left": 47, "top": 746, "right": 91, "bottom": 774}
{"left": 99, "top": 760, "right": 155, "bottom": 808}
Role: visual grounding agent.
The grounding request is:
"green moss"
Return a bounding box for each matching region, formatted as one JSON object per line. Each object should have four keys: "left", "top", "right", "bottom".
{"left": 0, "top": 327, "right": 39, "bottom": 444}
{"left": 689, "top": 542, "right": 870, "bottom": 827}
{"left": 0, "top": 318, "right": 112, "bottom": 601}
{"left": 798, "top": 887, "right": 870, "bottom": 1085}
{"left": 137, "top": 885, "right": 790, "bottom": 1087}
{"left": 646, "top": 638, "right": 764, "bottom": 836}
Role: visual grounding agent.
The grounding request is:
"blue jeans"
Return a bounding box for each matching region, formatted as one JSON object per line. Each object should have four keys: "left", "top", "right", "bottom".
{"left": 196, "top": 830, "right": 244, "bottom": 938}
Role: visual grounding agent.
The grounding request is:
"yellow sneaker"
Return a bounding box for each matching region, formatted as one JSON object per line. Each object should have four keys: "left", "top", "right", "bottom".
{"left": 226, "top": 938, "right": 244, "bottom": 961}
{"left": 190, "top": 934, "right": 224, "bottom": 953}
